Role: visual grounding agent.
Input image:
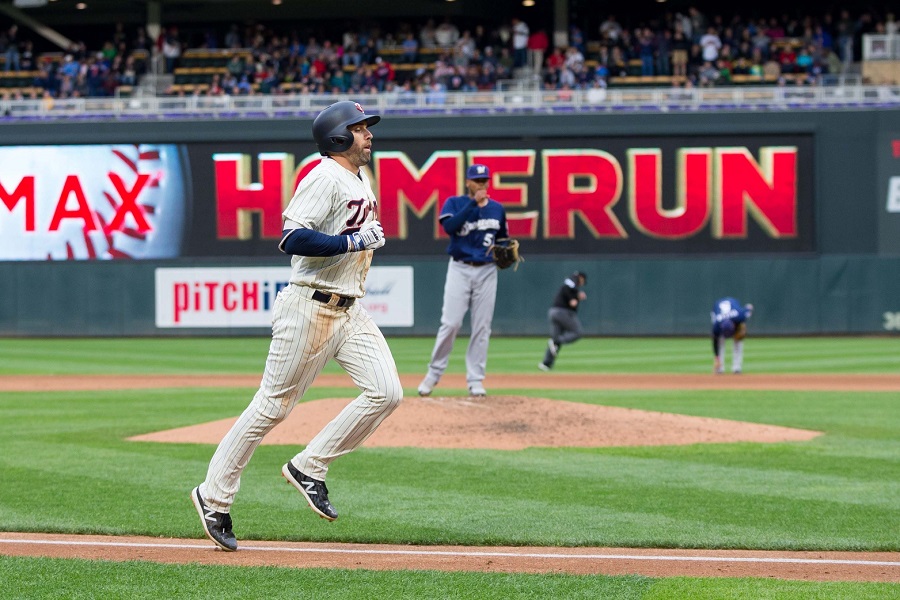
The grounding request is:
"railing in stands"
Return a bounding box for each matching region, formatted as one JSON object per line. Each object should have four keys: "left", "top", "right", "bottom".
{"left": 2, "top": 84, "right": 900, "bottom": 121}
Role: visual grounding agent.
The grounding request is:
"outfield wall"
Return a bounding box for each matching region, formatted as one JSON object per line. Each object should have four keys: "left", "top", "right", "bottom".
{"left": 1, "top": 109, "right": 899, "bottom": 336}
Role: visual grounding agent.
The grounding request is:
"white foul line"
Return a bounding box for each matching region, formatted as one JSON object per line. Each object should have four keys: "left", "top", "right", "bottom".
{"left": 1, "top": 538, "right": 898, "bottom": 567}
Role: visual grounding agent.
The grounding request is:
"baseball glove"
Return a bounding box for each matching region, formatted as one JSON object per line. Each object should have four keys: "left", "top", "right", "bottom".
{"left": 488, "top": 239, "right": 523, "bottom": 270}
{"left": 734, "top": 322, "right": 747, "bottom": 340}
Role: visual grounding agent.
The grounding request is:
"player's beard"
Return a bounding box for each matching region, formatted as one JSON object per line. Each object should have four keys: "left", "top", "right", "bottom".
{"left": 347, "top": 144, "right": 371, "bottom": 168}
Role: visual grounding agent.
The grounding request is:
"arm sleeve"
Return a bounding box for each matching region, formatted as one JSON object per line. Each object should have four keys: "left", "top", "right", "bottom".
{"left": 495, "top": 211, "right": 510, "bottom": 244}
{"left": 712, "top": 334, "right": 720, "bottom": 356}
{"left": 279, "top": 228, "right": 349, "bottom": 256}
{"left": 440, "top": 200, "right": 478, "bottom": 235}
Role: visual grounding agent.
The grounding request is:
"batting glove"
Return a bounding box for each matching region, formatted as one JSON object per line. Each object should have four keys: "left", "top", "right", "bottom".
{"left": 348, "top": 220, "right": 386, "bottom": 252}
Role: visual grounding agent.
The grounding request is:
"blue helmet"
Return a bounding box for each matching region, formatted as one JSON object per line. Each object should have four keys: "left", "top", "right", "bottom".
{"left": 312, "top": 101, "right": 381, "bottom": 156}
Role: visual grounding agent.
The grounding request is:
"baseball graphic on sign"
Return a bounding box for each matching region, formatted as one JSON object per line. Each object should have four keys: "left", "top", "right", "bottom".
{"left": 0, "top": 144, "right": 191, "bottom": 260}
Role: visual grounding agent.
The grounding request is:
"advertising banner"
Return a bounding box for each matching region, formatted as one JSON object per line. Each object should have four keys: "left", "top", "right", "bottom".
{"left": 877, "top": 131, "right": 900, "bottom": 255}
{"left": 0, "top": 144, "right": 190, "bottom": 260}
{"left": 1, "top": 135, "right": 814, "bottom": 260}
{"left": 154, "top": 265, "right": 414, "bottom": 328}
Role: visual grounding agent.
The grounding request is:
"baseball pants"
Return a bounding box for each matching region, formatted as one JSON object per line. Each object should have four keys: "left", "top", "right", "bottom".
{"left": 424, "top": 259, "right": 497, "bottom": 388}
{"left": 199, "top": 283, "right": 403, "bottom": 513}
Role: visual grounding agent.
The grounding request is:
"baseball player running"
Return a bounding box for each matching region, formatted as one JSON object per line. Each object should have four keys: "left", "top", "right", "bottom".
{"left": 711, "top": 296, "right": 753, "bottom": 374}
{"left": 417, "top": 164, "right": 510, "bottom": 398}
{"left": 539, "top": 271, "right": 587, "bottom": 371}
{"left": 192, "top": 101, "right": 403, "bottom": 552}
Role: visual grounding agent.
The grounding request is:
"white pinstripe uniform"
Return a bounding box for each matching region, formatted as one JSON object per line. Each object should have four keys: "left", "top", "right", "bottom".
{"left": 198, "top": 156, "right": 403, "bottom": 514}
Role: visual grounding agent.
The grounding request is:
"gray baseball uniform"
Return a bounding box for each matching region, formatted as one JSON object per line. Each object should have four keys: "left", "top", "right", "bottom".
{"left": 198, "top": 157, "right": 402, "bottom": 513}
{"left": 423, "top": 259, "right": 497, "bottom": 388}
{"left": 418, "top": 165, "right": 508, "bottom": 397}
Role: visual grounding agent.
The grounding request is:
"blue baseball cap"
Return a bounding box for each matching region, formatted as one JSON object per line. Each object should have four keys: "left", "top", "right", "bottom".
{"left": 466, "top": 164, "right": 490, "bottom": 180}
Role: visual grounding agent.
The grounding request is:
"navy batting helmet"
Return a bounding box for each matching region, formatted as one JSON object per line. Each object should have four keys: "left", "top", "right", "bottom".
{"left": 312, "top": 101, "right": 381, "bottom": 156}
{"left": 572, "top": 271, "right": 587, "bottom": 284}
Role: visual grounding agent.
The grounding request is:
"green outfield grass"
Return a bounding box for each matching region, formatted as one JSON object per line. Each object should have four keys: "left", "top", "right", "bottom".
{"left": 0, "top": 336, "right": 898, "bottom": 598}
{"left": 0, "top": 335, "right": 898, "bottom": 374}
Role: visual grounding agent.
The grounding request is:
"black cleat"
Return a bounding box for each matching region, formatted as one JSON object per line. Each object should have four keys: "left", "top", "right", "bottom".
{"left": 282, "top": 462, "right": 338, "bottom": 521}
{"left": 191, "top": 487, "right": 237, "bottom": 551}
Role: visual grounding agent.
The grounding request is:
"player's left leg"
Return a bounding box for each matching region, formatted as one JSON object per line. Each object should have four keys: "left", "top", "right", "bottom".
{"left": 556, "top": 310, "right": 583, "bottom": 346}
{"left": 200, "top": 284, "right": 336, "bottom": 513}
{"left": 732, "top": 339, "right": 744, "bottom": 373}
{"left": 715, "top": 336, "right": 726, "bottom": 374}
{"left": 465, "top": 266, "right": 498, "bottom": 394}
{"left": 293, "top": 304, "right": 403, "bottom": 480}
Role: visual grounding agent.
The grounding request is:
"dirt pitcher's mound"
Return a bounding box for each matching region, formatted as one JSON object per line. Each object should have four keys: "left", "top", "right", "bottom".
{"left": 129, "top": 396, "right": 821, "bottom": 450}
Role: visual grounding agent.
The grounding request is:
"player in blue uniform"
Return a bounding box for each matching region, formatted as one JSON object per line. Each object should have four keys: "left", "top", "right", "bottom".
{"left": 711, "top": 297, "right": 753, "bottom": 374}
{"left": 418, "top": 163, "right": 510, "bottom": 397}
{"left": 539, "top": 271, "right": 587, "bottom": 371}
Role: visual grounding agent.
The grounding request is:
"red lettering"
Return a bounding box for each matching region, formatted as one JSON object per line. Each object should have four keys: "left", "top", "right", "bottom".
{"left": 223, "top": 283, "right": 237, "bottom": 311}
{"left": 0, "top": 176, "right": 35, "bottom": 231}
{"left": 629, "top": 149, "right": 711, "bottom": 239}
{"left": 203, "top": 282, "right": 219, "bottom": 310}
{"left": 48, "top": 176, "right": 98, "bottom": 231}
{"left": 173, "top": 283, "right": 188, "bottom": 324}
{"left": 543, "top": 150, "right": 626, "bottom": 238}
{"left": 107, "top": 172, "right": 152, "bottom": 232}
{"left": 192, "top": 283, "right": 202, "bottom": 311}
{"left": 243, "top": 282, "right": 259, "bottom": 311}
{"left": 715, "top": 147, "right": 797, "bottom": 238}
{"left": 376, "top": 151, "right": 462, "bottom": 237}
{"left": 214, "top": 153, "right": 294, "bottom": 240}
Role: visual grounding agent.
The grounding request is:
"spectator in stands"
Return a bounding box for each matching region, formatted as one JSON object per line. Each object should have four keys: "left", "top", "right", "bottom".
{"left": 765, "top": 17, "right": 785, "bottom": 41}
{"left": 853, "top": 11, "right": 876, "bottom": 66}
{"left": 671, "top": 26, "right": 690, "bottom": 78}
{"left": 120, "top": 54, "right": 137, "bottom": 87}
{"left": 609, "top": 46, "right": 628, "bottom": 77}
{"left": 569, "top": 25, "right": 586, "bottom": 56}
{"left": 716, "top": 57, "right": 733, "bottom": 83}
{"left": 638, "top": 28, "right": 655, "bottom": 76}
{"left": 454, "top": 30, "right": 476, "bottom": 67}
{"left": 763, "top": 51, "right": 781, "bottom": 80}
{"left": 777, "top": 43, "right": 797, "bottom": 74}
{"left": 4, "top": 24, "right": 20, "bottom": 72}
{"left": 161, "top": 27, "right": 182, "bottom": 74}
{"left": 528, "top": 28, "right": 549, "bottom": 73}
{"left": 132, "top": 27, "right": 151, "bottom": 53}
{"left": 373, "top": 56, "right": 394, "bottom": 91}
{"left": 698, "top": 60, "right": 720, "bottom": 86}
{"left": 360, "top": 38, "right": 377, "bottom": 65}
{"left": 419, "top": 18, "right": 437, "bottom": 49}
{"left": 435, "top": 18, "right": 460, "bottom": 48}
{"left": 400, "top": 32, "right": 418, "bottom": 63}
{"left": 655, "top": 28, "right": 672, "bottom": 76}
{"left": 752, "top": 24, "right": 771, "bottom": 60}
{"left": 599, "top": 15, "right": 623, "bottom": 43}
{"left": 688, "top": 7, "right": 708, "bottom": 43}
{"left": 700, "top": 27, "right": 722, "bottom": 64}
{"left": 19, "top": 40, "right": 33, "bottom": 72}
{"left": 511, "top": 17, "right": 529, "bottom": 69}
{"left": 564, "top": 45, "right": 585, "bottom": 72}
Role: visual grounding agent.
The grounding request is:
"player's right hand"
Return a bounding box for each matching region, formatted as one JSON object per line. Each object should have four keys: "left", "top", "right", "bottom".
{"left": 348, "top": 220, "right": 386, "bottom": 251}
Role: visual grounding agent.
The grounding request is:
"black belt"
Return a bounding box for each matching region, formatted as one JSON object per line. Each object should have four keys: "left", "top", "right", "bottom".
{"left": 311, "top": 289, "right": 356, "bottom": 308}
{"left": 453, "top": 258, "right": 491, "bottom": 267}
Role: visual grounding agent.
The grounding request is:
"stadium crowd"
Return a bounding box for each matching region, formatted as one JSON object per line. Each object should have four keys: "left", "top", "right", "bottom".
{"left": 0, "top": 6, "right": 896, "bottom": 101}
